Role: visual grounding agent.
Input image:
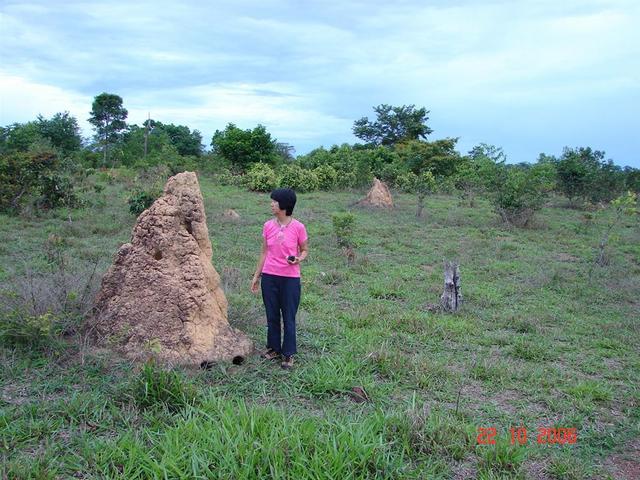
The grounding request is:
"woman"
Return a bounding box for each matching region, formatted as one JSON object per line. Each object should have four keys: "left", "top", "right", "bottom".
{"left": 251, "top": 188, "right": 308, "bottom": 369}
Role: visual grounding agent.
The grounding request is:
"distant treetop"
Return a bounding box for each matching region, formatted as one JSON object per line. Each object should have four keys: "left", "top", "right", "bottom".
{"left": 352, "top": 104, "right": 433, "bottom": 147}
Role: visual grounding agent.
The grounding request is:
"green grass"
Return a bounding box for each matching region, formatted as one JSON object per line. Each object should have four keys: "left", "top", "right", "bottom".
{"left": 1, "top": 172, "right": 639, "bottom": 478}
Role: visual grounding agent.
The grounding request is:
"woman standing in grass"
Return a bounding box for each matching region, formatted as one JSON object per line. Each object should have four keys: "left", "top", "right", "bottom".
{"left": 251, "top": 188, "right": 308, "bottom": 369}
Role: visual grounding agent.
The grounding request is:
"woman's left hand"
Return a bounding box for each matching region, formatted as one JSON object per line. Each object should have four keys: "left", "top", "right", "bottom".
{"left": 287, "top": 256, "right": 301, "bottom": 265}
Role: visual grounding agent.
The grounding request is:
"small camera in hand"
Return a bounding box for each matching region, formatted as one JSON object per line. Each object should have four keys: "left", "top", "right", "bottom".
{"left": 287, "top": 255, "right": 296, "bottom": 262}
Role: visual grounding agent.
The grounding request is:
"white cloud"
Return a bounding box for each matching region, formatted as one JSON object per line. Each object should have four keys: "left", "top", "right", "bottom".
{"left": 0, "top": 0, "right": 638, "bottom": 162}
{"left": 126, "top": 82, "right": 350, "bottom": 146}
{"left": 0, "top": 72, "right": 92, "bottom": 131}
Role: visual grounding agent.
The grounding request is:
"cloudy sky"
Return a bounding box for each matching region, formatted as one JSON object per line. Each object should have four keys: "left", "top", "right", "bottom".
{"left": 1, "top": 0, "right": 638, "bottom": 166}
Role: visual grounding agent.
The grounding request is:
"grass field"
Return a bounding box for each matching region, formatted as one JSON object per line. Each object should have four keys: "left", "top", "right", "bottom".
{"left": 1, "top": 171, "right": 639, "bottom": 479}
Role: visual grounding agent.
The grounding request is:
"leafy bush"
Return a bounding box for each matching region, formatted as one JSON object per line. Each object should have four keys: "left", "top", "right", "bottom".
{"left": 37, "top": 173, "right": 79, "bottom": 209}
{"left": 167, "top": 155, "right": 200, "bottom": 176}
{"left": 313, "top": 164, "right": 338, "bottom": 190}
{"left": 395, "top": 170, "right": 436, "bottom": 217}
{"left": 127, "top": 188, "right": 159, "bottom": 215}
{"left": 0, "top": 309, "right": 59, "bottom": 350}
{"left": 378, "top": 160, "right": 406, "bottom": 186}
{"left": 131, "top": 361, "right": 197, "bottom": 412}
{"left": 394, "top": 171, "right": 419, "bottom": 192}
{"left": 490, "top": 164, "right": 555, "bottom": 227}
{"left": 396, "top": 138, "right": 461, "bottom": 177}
{"left": 0, "top": 151, "right": 57, "bottom": 212}
{"left": 297, "top": 144, "right": 386, "bottom": 189}
{"left": 595, "top": 191, "right": 638, "bottom": 266}
{"left": 356, "top": 146, "right": 398, "bottom": 181}
{"left": 125, "top": 166, "right": 167, "bottom": 215}
{"left": 351, "top": 158, "right": 375, "bottom": 188}
{"left": 296, "top": 146, "right": 334, "bottom": 169}
{"left": 332, "top": 212, "right": 356, "bottom": 248}
{"left": 213, "top": 168, "right": 245, "bottom": 187}
{"left": 211, "top": 123, "right": 279, "bottom": 172}
{"left": 246, "top": 162, "right": 278, "bottom": 192}
{"left": 334, "top": 168, "right": 358, "bottom": 189}
{"left": 278, "top": 164, "right": 319, "bottom": 192}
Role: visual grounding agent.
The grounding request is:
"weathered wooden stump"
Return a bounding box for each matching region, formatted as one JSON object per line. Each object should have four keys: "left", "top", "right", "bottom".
{"left": 440, "top": 261, "right": 462, "bottom": 312}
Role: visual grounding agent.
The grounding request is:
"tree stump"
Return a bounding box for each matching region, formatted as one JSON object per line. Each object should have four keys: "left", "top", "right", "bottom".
{"left": 440, "top": 261, "right": 462, "bottom": 312}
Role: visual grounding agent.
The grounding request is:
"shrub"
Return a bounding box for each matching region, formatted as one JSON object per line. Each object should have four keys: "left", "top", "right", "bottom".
{"left": 0, "top": 309, "right": 59, "bottom": 350}
{"left": 434, "top": 175, "right": 456, "bottom": 195}
{"left": 396, "top": 138, "right": 461, "bottom": 177}
{"left": 278, "top": 164, "right": 319, "bottom": 192}
{"left": 378, "top": 160, "right": 406, "bottom": 186}
{"left": 335, "top": 168, "right": 358, "bottom": 189}
{"left": 296, "top": 144, "right": 375, "bottom": 188}
{"left": 131, "top": 361, "right": 197, "bottom": 412}
{"left": 595, "top": 190, "right": 638, "bottom": 266}
{"left": 214, "top": 168, "right": 245, "bottom": 187}
{"left": 37, "top": 173, "right": 79, "bottom": 209}
{"left": 553, "top": 147, "right": 625, "bottom": 205}
{"left": 396, "top": 170, "right": 436, "bottom": 217}
{"left": 313, "top": 164, "right": 338, "bottom": 190}
{"left": 127, "top": 188, "right": 159, "bottom": 215}
{"left": 167, "top": 156, "right": 199, "bottom": 176}
{"left": 126, "top": 166, "right": 167, "bottom": 215}
{"left": 351, "top": 158, "right": 375, "bottom": 188}
{"left": 211, "top": 123, "right": 279, "bottom": 172}
{"left": 332, "top": 212, "right": 356, "bottom": 248}
{"left": 491, "top": 164, "right": 555, "bottom": 227}
{"left": 394, "top": 171, "right": 419, "bottom": 192}
{"left": 296, "top": 146, "right": 333, "bottom": 169}
{"left": 0, "top": 151, "right": 56, "bottom": 212}
{"left": 246, "top": 162, "right": 278, "bottom": 192}
{"left": 134, "top": 164, "right": 171, "bottom": 187}
{"left": 454, "top": 161, "right": 482, "bottom": 206}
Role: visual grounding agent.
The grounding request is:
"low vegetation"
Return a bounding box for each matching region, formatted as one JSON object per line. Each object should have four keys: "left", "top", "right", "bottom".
{"left": 1, "top": 170, "right": 638, "bottom": 478}
{"left": 1, "top": 96, "right": 638, "bottom": 478}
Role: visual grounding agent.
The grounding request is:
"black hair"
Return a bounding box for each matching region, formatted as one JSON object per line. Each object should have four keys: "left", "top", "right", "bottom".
{"left": 270, "top": 188, "right": 297, "bottom": 216}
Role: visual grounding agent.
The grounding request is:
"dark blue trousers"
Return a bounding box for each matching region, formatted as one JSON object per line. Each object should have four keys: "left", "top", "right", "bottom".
{"left": 261, "top": 273, "right": 301, "bottom": 357}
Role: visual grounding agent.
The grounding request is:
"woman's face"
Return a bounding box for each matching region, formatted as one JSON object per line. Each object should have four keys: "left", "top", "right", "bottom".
{"left": 270, "top": 199, "right": 283, "bottom": 215}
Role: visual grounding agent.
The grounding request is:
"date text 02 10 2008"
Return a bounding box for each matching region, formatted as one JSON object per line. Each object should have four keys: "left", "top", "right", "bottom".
{"left": 477, "top": 427, "right": 578, "bottom": 446}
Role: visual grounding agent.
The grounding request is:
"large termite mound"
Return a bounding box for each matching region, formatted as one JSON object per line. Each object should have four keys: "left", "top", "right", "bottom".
{"left": 357, "top": 178, "right": 394, "bottom": 208}
{"left": 90, "top": 172, "right": 253, "bottom": 365}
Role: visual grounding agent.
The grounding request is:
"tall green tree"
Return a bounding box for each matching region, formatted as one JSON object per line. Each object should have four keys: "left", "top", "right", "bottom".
{"left": 1, "top": 113, "right": 82, "bottom": 157}
{"left": 0, "top": 150, "right": 58, "bottom": 212}
{"left": 88, "top": 93, "right": 128, "bottom": 166}
{"left": 154, "top": 122, "right": 203, "bottom": 157}
{"left": 353, "top": 104, "right": 433, "bottom": 146}
{"left": 396, "top": 138, "right": 461, "bottom": 177}
{"left": 623, "top": 166, "right": 640, "bottom": 193}
{"left": 211, "top": 123, "right": 278, "bottom": 172}
{"left": 275, "top": 142, "right": 296, "bottom": 162}
{"left": 121, "top": 124, "right": 176, "bottom": 166}
{"left": 36, "top": 112, "right": 82, "bottom": 156}
{"left": 553, "top": 147, "right": 620, "bottom": 204}
{"left": 490, "top": 162, "right": 555, "bottom": 227}
{"left": 0, "top": 122, "right": 43, "bottom": 153}
{"left": 469, "top": 143, "right": 507, "bottom": 165}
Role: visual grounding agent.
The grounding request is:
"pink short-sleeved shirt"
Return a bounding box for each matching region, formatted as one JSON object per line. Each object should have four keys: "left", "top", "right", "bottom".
{"left": 262, "top": 218, "right": 308, "bottom": 278}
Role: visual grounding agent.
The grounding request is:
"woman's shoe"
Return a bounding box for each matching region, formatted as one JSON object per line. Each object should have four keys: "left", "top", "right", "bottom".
{"left": 261, "top": 348, "right": 280, "bottom": 360}
{"left": 281, "top": 356, "right": 294, "bottom": 369}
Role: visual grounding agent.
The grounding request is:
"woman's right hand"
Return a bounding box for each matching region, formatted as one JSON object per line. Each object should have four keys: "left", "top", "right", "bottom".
{"left": 250, "top": 275, "right": 260, "bottom": 294}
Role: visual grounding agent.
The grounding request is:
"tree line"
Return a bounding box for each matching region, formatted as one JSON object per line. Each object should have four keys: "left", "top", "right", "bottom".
{"left": 1, "top": 92, "right": 638, "bottom": 226}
